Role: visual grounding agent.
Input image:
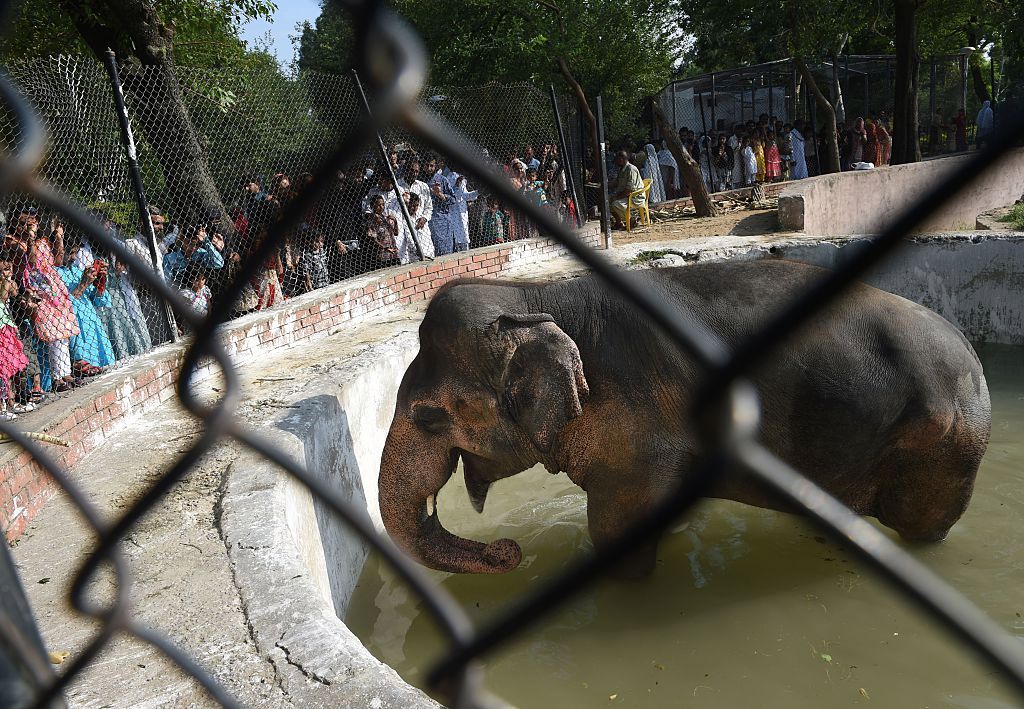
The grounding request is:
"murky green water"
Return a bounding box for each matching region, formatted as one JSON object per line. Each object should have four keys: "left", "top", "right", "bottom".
{"left": 347, "top": 344, "right": 1024, "bottom": 708}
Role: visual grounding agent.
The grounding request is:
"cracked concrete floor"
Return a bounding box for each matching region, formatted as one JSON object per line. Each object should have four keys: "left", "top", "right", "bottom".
{"left": 8, "top": 298, "right": 440, "bottom": 707}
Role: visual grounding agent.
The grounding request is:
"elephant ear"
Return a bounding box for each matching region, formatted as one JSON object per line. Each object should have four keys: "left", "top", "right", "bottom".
{"left": 493, "top": 313, "right": 590, "bottom": 453}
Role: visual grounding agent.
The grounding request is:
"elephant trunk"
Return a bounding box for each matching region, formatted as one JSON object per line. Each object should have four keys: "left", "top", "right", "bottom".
{"left": 378, "top": 417, "right": 522, "bottom": 574}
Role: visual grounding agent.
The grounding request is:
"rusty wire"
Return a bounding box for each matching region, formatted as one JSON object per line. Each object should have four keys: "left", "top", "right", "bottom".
{"left": 0, "top": 0, "right": 1023, "bottom": 707}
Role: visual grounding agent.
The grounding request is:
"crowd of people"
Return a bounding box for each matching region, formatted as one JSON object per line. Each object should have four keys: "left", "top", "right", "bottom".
{"left": 0, "top": 143, "right": 577, "bottom": 416}
{"left": 606, "top": 113, "right": 900, "bottom": 215}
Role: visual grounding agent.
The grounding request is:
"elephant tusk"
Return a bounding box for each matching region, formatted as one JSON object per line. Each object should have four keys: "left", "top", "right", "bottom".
{"left": 426, "top": 494, "right": 436, "bottom": 517}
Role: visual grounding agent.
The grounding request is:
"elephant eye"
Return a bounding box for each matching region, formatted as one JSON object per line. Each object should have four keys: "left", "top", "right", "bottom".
{"left": 412, "top": 405, "right": 451, "bottom": 434}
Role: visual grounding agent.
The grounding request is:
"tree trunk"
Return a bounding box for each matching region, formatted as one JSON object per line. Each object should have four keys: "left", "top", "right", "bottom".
{"left": 557, "top": 57, "right": 602, "bottom": 178}
{"left": 59, "top": 0, "right": 231, "bottom": 231}
{"left": 652, "top": 103, "right": 719, "bottom": 217}
{"left": 891, "top": 0, "right": 923, "bottom": 164}
{"left": 794, "top": 59, "right": 841, "bottom": 173}
{"left": 830, "top": 36, "right": 849, "bottom": 125}
{"left": 966, "top": 26, "right": 992, "bottom": 103}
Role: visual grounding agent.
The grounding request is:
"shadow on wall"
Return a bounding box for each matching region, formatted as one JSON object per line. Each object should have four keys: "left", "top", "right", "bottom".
{"left": 279, "top": 395, "right": 370, "bottom": 617}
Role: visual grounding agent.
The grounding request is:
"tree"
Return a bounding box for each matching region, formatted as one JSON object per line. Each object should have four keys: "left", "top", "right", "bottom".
{"left": 6, "top": 0, "right": 276, "bottom": 226}
{"left": 298, "top": 0, "right": 681, "bottom": 153}
{"left": 652, "top": 104, "right": 718, "bottom": 216}
{"left": 891, "top": 0, "right": 923, "bottom": 164}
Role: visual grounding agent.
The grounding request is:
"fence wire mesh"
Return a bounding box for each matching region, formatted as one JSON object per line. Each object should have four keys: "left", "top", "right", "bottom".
{"left": 655, "top": 55, "right": 1000, "bottom": 194}
{"left": 0, "top": 53, "right": 582, "bottom": 422}
{"left": 1, "top": 1, "right": 1023, "bottom": 708}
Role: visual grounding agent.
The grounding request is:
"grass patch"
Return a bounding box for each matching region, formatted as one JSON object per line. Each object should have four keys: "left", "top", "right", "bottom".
{"left": 996, "top": 203, "right": 1024, "bottom": 230}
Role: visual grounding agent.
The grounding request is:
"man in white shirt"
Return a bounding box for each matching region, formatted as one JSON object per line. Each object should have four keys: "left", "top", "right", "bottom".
{"left": 361, "top": 171, "right": 404, "bottom": 216}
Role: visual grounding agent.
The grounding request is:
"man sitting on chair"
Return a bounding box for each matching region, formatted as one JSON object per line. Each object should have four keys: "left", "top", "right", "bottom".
{"left": 608, "top": 150, "right": 645, "bottom": 228}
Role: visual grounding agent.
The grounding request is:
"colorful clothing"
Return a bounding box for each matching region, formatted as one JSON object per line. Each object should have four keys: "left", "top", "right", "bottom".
{"left": 754, "top": 144, "right": 766, "bottom": 182}
{"left": 21, "top": 238, "right": 78, "bottom": 343}
{"left": 765, "top": 143, "right": 782, "bottom": 180}
{"left": 57, "top": 264, "right": 115, "bottom": 368}
{"left": 98, "top": 269, "right": 152, "bottom": 360}
{"left": 482, "top": 210, "right": 507, "bottom": 245}
{"left": 0, "top": 302, "right": 28, "bottom": 382}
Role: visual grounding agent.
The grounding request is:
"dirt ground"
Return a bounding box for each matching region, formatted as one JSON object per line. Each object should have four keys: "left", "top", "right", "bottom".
{"left": 610, "top": 206, "right": 780, "bottom": 245}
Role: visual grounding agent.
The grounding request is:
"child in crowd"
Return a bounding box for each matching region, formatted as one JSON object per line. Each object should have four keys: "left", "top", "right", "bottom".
{"left": 741, "top": 137, "right": 758, "bottom": 187}
{"left": 523, "top": 168, "right": 550, "bottom": 209}
{"left": 753, "top": 136, "right": 766, "bottom": 183}
{"left": 765, "top": 133, "right": 782, "bottom": 182}
{"left": 482, "top": 197, "right": 507, "bottom": 246}
{"left": 364, "top": 194, "right": 400, "bottom": 269}
{"left": 401, "top": 192, "right": 434, "bottom": 263}
{"left": 0, "top": 253, "right": 29, "bottom": 419}
{"left": 298, "top": 229, "right": 330, "bottom": 293}
{"left": 180, "top": 268, "right": 212, "bottom": 317}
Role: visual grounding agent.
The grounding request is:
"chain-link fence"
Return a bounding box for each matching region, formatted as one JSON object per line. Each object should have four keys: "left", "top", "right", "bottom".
{"left": 0, "top": 54, "right": 584, "bottom": 421}
{"left": 2, "top": 1, "right": 1024, "bottom": 707}
{"left": 654, "top": 55, "right": 999, "bottom": 192}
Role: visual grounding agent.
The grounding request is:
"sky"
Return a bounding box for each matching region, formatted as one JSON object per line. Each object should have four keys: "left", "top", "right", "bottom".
{"left": 238, "top": 0, "right": 323, "bottom": 69}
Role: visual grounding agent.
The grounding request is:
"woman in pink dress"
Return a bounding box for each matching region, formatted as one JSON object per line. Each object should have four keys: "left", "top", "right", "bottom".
{"left": 8, "top": 208, "right": 80, "bottom": 392}
{"left": 764, "top": 134, "right": 783, "bottom": 181}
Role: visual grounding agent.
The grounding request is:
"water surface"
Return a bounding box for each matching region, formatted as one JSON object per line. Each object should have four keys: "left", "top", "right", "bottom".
{"left": 347, "top": 344, "right": 1024, "bottom": 707}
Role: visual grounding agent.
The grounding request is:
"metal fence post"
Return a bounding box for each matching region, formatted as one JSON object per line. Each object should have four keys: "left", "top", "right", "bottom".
{"left": 710, "top": 73, "right": 717, "bottom": 129}
{"left": 102, "top": 50, "right": 178, "bottom": 342}
{"left": 351, "top": 70, "right": 425, "bottom": 261}
{"left": 0, "top": 541, "right": 56, "bottom": 708}
{"left": 550, "top": 86, "right": 583, "bottom": 228}
{"left": 595, "top": 96, "right": 612, "bottom": 249}
{"left": 768, "top": 69, "right": 774, "bottom": 119}
{"left": 696, "top": 90, "right": 714, "bottom": 192}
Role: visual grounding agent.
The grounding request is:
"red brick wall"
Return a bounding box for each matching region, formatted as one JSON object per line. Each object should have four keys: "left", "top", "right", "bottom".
{"left": 1, "top": 226, "right": 601, "bottom": 541}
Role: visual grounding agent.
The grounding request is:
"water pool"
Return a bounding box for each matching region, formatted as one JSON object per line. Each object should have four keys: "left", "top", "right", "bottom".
{"left": 347, "top": 343, "right": 1024, "bottom": 708}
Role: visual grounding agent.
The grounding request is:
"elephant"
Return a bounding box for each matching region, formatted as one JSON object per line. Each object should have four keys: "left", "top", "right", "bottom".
{"left": 378, "top": 259, "right": 991, "bottom": 577}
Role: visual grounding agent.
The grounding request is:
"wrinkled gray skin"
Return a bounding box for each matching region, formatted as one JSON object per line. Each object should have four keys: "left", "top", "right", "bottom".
{"left": 379, "top": 260, "right": 991, "bottom": 578}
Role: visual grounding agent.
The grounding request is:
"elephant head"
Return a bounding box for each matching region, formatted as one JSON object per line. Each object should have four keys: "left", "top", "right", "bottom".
{"left": 379, "top": 283, "right": 590, "bottom": 574}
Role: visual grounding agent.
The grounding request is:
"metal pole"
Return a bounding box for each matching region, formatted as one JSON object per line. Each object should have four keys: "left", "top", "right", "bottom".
{"left": 710, "top": 73, "right": 717, "bottom": 130}
{"left": 865, "top": 70, "right": 870, "bottom": 117}
{"left": 672, "top": 82, "right": 677, "bottom": 129}
{"left": 696, "top": 89, "right": 714, "bottom": 193}
{"left": 0, "top": 541, "right": 56, "bottom": 707}
{"left": 351, "top": 69, "right": 426, "bottom": 261}
{"left": 596, "top": 96, "right": 612, "bottom": 249}
{"left": 102, "top": 49, "right": 178, "bottom": 342}
{"left": 929, "top": 56, "right": 937, "bottom": 146}
{"left": 768, "top": 69, "right": 774, "bottom": 119}
{"left": 549, "top": 85, "right": 583, "bottom": 228}
{"left": 960, "top": 54, "right": 969, "bottom": 118}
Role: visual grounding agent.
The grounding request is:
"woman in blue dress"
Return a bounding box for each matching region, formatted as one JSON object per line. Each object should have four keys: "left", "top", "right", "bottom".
{"left": 56, "top": 237, "right": 115, "bottom": 375}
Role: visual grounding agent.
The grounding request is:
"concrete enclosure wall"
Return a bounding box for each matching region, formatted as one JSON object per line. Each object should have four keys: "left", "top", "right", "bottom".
{"left": 770, "top": 236, "right": 1024, "bottom": 343}
{"left": 778, "top": 149, "right": 1024, "bottom": 235}
{"left": 1, "top": 226, "right": 600, "bottom": 542}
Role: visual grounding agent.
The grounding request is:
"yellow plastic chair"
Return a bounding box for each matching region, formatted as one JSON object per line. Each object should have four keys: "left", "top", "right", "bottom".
{"left": 625, "top": 178, "right": 652, "bottom": 232}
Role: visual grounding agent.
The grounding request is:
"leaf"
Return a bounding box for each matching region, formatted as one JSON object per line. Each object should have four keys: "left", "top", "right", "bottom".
{"left": 859, "top": 687, "right": 870, "bottom": 699}
{"left": 37, "top": 577, "right": 50, "bottom": 584}
{"left": 609, "top": 694, "right": 618, "bottom": 701}
{"left": 820, "top": 653, "right": 833, "bottom": 663}
{"left": 48, "top": 651, "right": 69, "bottom": 664}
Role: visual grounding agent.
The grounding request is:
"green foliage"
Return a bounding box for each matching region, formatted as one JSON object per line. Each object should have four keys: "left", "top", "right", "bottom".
{"left": 997, "top": 203, "right": 1024, "bottom": 230}
{"left": 87, "top": 200, "right": 138, "bottom": 231}
{"left": 0, "top": 0, "right": 277, "bottom": 71}
{"left": 297, "top": 0, "right": 682, "bottom": 140}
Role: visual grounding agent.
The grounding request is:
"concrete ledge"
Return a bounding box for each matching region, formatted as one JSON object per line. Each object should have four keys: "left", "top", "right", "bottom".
{"left": 778, "top": 149, "right": 1024, "bottom": 235}
{"left": 1, "top": 225, "right": 600, "bottom": 541}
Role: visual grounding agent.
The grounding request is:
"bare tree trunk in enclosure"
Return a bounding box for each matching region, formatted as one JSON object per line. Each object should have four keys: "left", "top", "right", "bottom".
{"left": 794, "top": 59, "right": 841, "bottom": 173}
{"left": 652, "top": 103, "right": 719, "bottom": 217}
{"left": 557, "top": 58, "right": 602, "bottom": 178}
{"left": 891, "top": 0, "right": 923, "bottom": 164}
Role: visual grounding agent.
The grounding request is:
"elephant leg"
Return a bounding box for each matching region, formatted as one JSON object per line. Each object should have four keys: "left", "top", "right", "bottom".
{"left": 586, "top": 491, "right": 659, "bottom": 579}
